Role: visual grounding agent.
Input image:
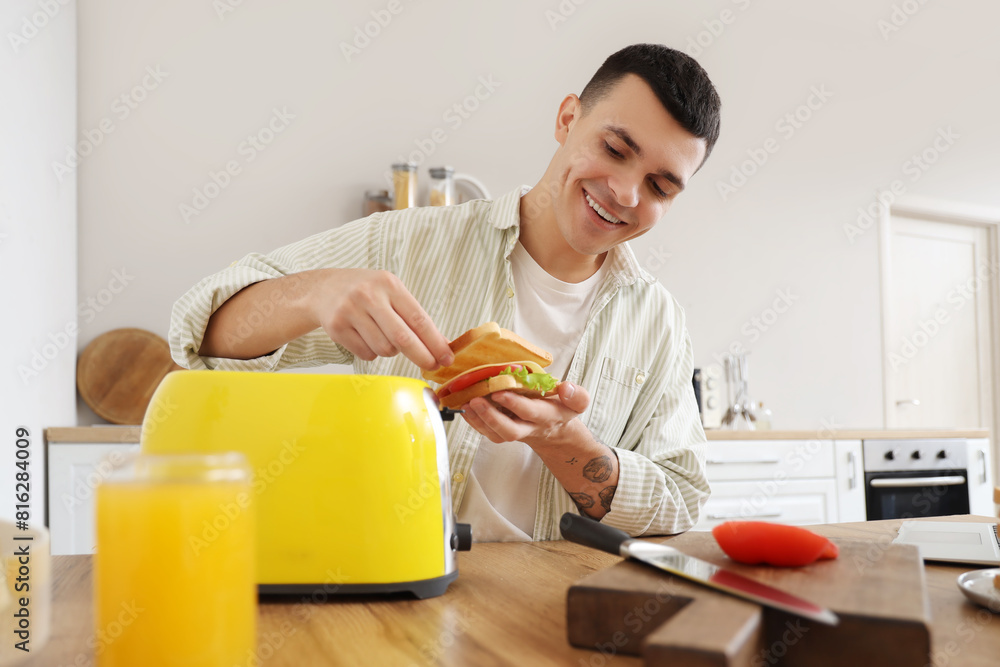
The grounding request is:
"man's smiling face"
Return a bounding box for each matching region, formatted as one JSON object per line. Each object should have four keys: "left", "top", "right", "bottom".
{"left": 550, "top": 73, "right": 708, "bottom": 258}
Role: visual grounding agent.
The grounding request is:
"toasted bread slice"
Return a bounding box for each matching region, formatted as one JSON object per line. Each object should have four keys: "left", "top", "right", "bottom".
{"left": 439, "top": 373, "right": 561, "bottom": 409}
{"left": 422, "top": 322, "right": 553, "bottom": 385}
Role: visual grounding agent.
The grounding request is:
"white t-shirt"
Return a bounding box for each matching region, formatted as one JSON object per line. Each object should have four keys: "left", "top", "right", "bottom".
{"left": 456, "top": 241, "right": 608, "bottom": 541}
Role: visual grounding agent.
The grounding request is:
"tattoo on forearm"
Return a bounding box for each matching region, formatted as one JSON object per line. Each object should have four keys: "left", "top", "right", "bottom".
{"left": 570, "top": 492, "right": 595, "bottom": 510}
{"left": 583, "top": 455, "right": 613, "bottom": 483}
{"left": 566, "top": 457, "right": 578, "bottom": 464}
{"left": 599, "top": 486, "right": 616, "bottom": 512}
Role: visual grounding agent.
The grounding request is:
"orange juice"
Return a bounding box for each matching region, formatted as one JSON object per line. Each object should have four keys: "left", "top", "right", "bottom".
{"left": 94, "top": 454, "right": 256, "bottom": 667}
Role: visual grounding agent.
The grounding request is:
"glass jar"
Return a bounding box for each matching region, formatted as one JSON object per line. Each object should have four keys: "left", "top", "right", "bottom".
{"left": 392, "top": 162, "right": 418, "bottom": 210}
{"left": 755, "top": 402, "right": 773, "bottom": 430}
{"left": 363, "top": 189, "right": 393, "bottom": 217}
{"left": 94, "top": 452, "right": 256, "bottom": 666}
{"left": 428, "top": 166, "right": 456, "bottom": 206}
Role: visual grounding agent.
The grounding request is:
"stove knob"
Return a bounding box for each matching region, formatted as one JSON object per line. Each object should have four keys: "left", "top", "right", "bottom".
{"left": 936, "top": 450, "right": 947, "bottom": 460}
{"left": 911, "top": 450, "right": 921, "bottom": 460}
{"left": 884, "top": 450, "right": 896, "bottom": 461}
{"left": 707, "top": 397, "right": 718, "bottom": 409}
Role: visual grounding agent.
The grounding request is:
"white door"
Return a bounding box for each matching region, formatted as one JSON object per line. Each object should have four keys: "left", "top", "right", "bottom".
{"left": 881, "top": 213, "right": 994, "bottom": 431}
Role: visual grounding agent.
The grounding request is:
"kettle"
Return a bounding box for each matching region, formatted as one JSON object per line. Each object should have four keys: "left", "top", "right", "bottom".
{"left": 453, "top": 172, "right": 491, "bottom": 202}
{"left": 140, "top": 370, "right": 471, "bottom": 599}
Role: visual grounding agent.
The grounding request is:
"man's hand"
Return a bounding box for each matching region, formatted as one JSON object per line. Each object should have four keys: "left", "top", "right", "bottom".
{"left": 462, "top": 382, "right": 590, "bottom": 448}
{"left": 308, "top": 269, "right": 454, "bottom": 371}
{"left": 199, "top": 268, "right": 453, "bottom": 371}
{"left": 460, "top": 382, "right": 621, "bottom": 520}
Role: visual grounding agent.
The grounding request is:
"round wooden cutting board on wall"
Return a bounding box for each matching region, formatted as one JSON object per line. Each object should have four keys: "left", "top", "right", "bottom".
{"left": 77, "top": 328, "right": 184, "bottom": 425}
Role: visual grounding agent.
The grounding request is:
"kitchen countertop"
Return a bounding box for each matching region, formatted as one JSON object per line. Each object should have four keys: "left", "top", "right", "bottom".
{"left": 18, "top": 516, "right": 1000, "bottom": 665}
{"left": 45, "top": 426, "right": 141, "bottom": 443}
{"left": 706, "top": 428, "right": 990, "bottom": 440}
{"left": 46, "top": 426, "right": 991, "bottom": 445}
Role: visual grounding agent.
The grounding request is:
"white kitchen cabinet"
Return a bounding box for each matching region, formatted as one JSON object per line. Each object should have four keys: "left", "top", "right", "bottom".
{"left": 967, "top": 438, "right": 994, "bottom": 516}
{"left": 697, "top": 479, "right": 837, "bottom": 529}
{"left": 834, "top": 440, "right": 866, "bottom": 524}
{"left": 704, "top": 439, "right": 835, "bottom": 481}
{"left": 694, "top": 438, "right": 866, "bottom": 531}
{"left": 46, "top": 430, "right": 141, "bottom": 555}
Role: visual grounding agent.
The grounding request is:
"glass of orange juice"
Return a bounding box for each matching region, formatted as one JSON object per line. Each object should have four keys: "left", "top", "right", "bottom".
{"left": 94, "top": 453, "right": 257, "bottom": 666}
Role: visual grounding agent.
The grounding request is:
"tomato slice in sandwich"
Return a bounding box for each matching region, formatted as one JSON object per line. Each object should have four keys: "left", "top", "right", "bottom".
{"left": 436, "top": 361, "right": 545, "bottom": 399}
{"left": 441, "top": 364, "right": 523, "bottom": 397}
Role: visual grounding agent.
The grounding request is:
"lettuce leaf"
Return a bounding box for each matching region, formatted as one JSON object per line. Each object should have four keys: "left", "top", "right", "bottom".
{"left": 499, "top": 365, "right": 558, "bottom": 395}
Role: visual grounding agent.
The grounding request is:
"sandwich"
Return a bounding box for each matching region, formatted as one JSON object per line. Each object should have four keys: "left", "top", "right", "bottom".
{"left": 423, "top": 322, "right": 560, "bottom": 409}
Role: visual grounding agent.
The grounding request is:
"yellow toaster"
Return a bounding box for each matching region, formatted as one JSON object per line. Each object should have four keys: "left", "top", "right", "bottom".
{"left": 140, "top": 370, "right": 470, "bottom": 599}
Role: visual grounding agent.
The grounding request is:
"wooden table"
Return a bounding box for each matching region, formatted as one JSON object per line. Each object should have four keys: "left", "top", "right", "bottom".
{"left": 19, "top": 517, "right": 1000, "bottom": 666}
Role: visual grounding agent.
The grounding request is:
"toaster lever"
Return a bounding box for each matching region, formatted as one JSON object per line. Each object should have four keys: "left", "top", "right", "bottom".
{"left": 452, "top": 523, "right": 473, "bottom": 551}
{"left": 440, "top": 408, "right": 465, "bottom": 422}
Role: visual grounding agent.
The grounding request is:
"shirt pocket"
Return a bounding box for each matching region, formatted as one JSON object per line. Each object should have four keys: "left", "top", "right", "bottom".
{"left": 586, "top": 357, "right": 647, "bottom": 447}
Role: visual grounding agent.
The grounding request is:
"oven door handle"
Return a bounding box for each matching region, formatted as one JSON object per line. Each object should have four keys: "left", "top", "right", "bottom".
{"left": 868, "top": 475, "right": 967, "bottom": 488}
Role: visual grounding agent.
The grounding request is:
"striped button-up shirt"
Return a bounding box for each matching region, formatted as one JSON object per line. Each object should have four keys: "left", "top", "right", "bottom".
{"left": 169, "top": 186, "right": 710, "bottom": 539}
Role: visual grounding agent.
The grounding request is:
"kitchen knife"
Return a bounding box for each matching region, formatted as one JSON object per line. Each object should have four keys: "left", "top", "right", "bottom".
{"left": 560, "top": 513, "right": 839, "bottom": 626}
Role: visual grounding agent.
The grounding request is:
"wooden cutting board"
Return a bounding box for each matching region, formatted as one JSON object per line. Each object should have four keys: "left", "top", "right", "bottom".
{"left": 77, "top": 328, "right": 183, "bottom": 425}
{"left": 567, "top": 530, "right": 931, "bottom": 666}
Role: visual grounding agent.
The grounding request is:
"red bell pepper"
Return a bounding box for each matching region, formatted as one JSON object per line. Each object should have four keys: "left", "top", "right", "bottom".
{"left": 712, "top": 521, "right": 839, "bottom": 567}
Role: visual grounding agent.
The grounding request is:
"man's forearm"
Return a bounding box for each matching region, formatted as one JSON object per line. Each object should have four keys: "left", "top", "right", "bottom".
{"left": 530, "top": 420, "right": 620, "bottom": 520}
{"left": 199, "top": 270, "right": 319, "bottom": 360}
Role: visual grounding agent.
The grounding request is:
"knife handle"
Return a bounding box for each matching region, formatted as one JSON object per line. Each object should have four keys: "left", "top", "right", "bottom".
{"left": 559, "top": 512, "right": 631, "bottom": 556}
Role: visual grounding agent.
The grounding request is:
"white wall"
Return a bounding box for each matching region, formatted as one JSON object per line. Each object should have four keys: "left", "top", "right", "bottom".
{"left": 1, "top": 0, "right": 77, "bottom": 522}
{"left": 73, "top": 0, "right": 1000, "bottom": 429}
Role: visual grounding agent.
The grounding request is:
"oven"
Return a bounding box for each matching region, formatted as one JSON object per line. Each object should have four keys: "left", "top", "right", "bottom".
{"left": 863, "top": 439, "right": 972, "bottom": 521}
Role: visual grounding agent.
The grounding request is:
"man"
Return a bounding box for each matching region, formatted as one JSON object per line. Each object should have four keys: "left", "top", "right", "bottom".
{"left": 170, "top": 44, "right": 721, "bottom": 540}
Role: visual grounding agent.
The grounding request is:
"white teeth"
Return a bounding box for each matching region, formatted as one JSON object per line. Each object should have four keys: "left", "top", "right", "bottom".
{"left": 585, "top": 193, "right": 622, "bottom": 224}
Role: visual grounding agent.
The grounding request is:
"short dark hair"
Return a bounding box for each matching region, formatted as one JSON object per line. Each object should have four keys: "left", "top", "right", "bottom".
{"left": 580, "top": 44, "right": 722, "bottom": 163}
